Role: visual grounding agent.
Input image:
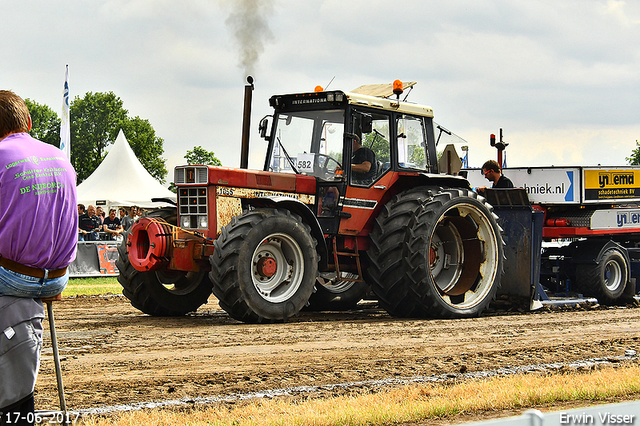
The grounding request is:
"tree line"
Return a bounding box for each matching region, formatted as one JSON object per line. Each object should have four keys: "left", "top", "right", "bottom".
{"left": 26, "top": 92, "right": 221, "bottom": 185}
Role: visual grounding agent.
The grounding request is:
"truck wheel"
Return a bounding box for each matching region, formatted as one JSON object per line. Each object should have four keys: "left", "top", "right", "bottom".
{"left": 405, "top": 189, "right": 504, "bottom": 318}
{"left": 577, "top": 248, "right": 628, "bottom": 304}
{"left": 210, "top": 209, "right": 318, "bottom": 323}
{"left": 116, "top": 208, "right": 213, "bottom": 316}
{"left": 366, "top": 187, "right": 440, "bottom": 317}
{"left": 306, "top": 273, "right": 369, "bottom": 311}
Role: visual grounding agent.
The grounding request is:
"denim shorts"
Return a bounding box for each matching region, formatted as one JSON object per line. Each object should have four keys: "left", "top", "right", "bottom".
{"left": 0, "top": 266, "right": 68, "bottom": 298}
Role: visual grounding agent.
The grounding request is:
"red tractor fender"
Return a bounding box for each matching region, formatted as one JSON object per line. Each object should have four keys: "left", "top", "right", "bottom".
{"left": 127, "top": 217, "right": 172, "bottom": 271}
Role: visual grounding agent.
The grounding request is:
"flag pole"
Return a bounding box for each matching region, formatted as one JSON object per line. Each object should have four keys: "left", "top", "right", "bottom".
{"left": 60, "top": 65, "right": 70, "bottom": 159}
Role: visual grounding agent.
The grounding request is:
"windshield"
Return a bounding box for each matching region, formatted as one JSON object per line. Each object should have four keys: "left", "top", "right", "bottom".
{"left": 267, "top": 109, "right": 345, "bottom": 180}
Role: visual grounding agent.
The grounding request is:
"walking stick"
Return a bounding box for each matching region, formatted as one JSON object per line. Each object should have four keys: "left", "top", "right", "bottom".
{"left": 42, "top": 294, "right": 66, "bottom": 415}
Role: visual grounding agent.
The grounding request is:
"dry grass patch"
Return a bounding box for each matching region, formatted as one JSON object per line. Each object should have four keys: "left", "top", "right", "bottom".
{"left": 78, "top": 363, "right": 640, "bottom": 426}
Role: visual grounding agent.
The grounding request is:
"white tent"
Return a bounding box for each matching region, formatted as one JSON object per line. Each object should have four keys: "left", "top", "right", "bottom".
{"left": 76, "top": 129, "right": 176, "bottom": 209}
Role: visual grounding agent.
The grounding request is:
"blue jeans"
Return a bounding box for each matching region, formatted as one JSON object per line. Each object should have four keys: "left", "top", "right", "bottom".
{"left": 0, "top": 266, "right": 68, "bottom": 298}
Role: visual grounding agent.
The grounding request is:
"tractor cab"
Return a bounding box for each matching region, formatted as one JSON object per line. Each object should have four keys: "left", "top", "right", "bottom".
{"left": 260, "top": 83, "right": 439, "bottom": 235}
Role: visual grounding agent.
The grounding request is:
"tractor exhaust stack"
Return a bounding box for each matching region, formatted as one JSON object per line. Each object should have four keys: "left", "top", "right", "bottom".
{"left": 240, "top": 76, "right": 254, "bottom": 169}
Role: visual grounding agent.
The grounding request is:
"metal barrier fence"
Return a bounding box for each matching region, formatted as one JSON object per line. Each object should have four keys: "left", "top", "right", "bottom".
{"left": 69, "top": 241, "right": 120, "bottom": 278}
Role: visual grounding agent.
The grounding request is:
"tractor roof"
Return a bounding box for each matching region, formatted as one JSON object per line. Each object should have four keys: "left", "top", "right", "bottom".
{"left": 270, "top": 81, "right": 434, "bottom": 118}
{"left": 344, "top": 91, "right": 433, "bottom": 118}
{"left": 347, "top": 81, "right": 433, "bottom": 117}
{"left": 350, "top": 81, "right": 417, "bottom": 97}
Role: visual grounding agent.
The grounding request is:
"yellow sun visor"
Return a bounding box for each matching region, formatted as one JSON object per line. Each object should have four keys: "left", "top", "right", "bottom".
{"left": 350, "top": 81, "right": 417, "bottom": 98}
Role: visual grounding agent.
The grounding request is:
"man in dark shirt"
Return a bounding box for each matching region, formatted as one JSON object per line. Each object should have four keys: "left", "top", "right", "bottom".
{"left": 477, "top": 159, "right": 514, "bottom": 195}
{"left": 103, "top": 208, "right": 123, "bottom": 240}
{"left": 350, "top": 136, "right": 376, "bottom": 185}
{"left": 78, "top": 204, "right": 100, "bottom": 241}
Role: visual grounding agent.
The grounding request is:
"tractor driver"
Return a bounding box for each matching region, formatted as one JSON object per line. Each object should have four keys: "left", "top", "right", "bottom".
{"left": 339, "top": 135, "right": 376, "bottom": 185}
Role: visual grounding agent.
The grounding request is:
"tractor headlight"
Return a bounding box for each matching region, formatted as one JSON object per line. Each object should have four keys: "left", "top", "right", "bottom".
{"left": 180, "top": 215, "right": 191, "bottom": 229}
{"left": 179, "top": 214, "right": 208, "bottom": 229}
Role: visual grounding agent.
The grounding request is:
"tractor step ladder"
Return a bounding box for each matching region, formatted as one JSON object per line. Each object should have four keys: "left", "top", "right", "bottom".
{"left": 332, "top": 237, "right": 364, "bottom": 282}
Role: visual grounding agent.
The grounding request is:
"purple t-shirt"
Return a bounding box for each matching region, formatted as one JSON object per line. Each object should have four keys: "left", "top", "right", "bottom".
{"left": 0, "top": 133, "right": 78, "bottom": 269}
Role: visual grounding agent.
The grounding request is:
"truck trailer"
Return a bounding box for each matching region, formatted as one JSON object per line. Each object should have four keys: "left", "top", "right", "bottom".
{"left": 466, "top": 165, "right": 640, "bottom": 305}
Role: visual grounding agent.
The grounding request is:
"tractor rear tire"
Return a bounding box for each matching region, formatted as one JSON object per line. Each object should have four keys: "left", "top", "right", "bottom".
{"left": 116, "top": 207, "right": 213, "bottom": 316}
{"left": 405, "top": 189, "right": 504, "bottom": 318}
{"left": 366, "top": 187, "right": 441, "bottom": 317}
{"left": 210, "top": 208, "right": 318, "bottom": 323}
{"left": 576, "top": 248, "right": 628, "bottom": 305}
{"left": 306, "top": 273, "right": 369, "bottom": 311}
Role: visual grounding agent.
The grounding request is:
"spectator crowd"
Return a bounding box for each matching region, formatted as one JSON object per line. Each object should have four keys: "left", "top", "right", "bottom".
{"left": 77, "top": 204, "right": 141, "bottom": 241}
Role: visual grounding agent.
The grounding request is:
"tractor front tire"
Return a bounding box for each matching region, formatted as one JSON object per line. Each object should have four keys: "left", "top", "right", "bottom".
{"left": 210, "top": 209, "right": 318, "bottom": 323}
{"left": 116, "top": 207, "right": 213, "bottom": 316}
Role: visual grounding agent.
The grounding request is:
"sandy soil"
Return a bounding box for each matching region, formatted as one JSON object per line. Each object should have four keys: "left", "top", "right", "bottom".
{"left": 34, "top": 295, "right": 640, "bottom": 421}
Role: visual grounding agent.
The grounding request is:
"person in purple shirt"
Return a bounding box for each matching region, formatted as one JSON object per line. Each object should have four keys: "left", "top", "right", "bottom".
{"left": 0, "top": 90, "right": 78, "bottom": 425}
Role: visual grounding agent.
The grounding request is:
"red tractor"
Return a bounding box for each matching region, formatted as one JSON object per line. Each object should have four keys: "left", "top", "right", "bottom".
{"left": 116, "top": 81, "right": 504, "bottom": 323}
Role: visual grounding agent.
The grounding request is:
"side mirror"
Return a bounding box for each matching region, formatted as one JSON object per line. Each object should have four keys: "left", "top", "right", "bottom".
{"left": 361, "top": 114, "right": 373, "bottom": 134}
{"left": 259, "top": 116, "right": 272, "bottom": 140}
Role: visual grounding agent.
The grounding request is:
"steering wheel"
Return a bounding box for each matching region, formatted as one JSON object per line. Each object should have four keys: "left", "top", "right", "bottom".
{"left": 315, "top": 154, "right": 342, "bottom": 179}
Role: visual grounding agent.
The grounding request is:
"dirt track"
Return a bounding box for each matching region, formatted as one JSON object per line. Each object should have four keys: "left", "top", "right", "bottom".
{"left": 35, "top": 295, "right": 640, "bottom": 414}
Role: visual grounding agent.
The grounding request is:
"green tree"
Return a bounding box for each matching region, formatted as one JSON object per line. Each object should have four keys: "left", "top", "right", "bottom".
{"left": 71, "top": 92, "right": 127, "bottom": 182}
{"left": 120, "top": 116, "right": 168, "bottom": 183}
{"left": 627, "top": 140, "right": 640, "bottom": 165}
{"left": 24, "top": 98, "right": 61, "bottom": 147}
{"left": 363, "top": 126, "right": 391, "bottom": 165}
{"left": 185, "top": 146, "right": 222, "bottom": 166}
{"left": 70, "top": 92, "right": 167, "bottom": 184}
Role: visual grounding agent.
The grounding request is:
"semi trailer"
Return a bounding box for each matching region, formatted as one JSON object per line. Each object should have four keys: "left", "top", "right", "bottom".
{"left": 467, "top": 165, "right": 640, "bottom": 305}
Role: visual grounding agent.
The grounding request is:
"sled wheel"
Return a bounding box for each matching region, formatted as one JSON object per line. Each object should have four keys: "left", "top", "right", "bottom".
{"left": 577, "top": 248, "right": 628, "bottom": 305}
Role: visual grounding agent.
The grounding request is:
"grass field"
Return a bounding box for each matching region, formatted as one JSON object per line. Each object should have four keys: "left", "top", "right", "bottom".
{"left": 78, "top": 364, "right": 640, "bottom": 426}
{"left": 63, "top": 277, "right": 122, "bottom": 296}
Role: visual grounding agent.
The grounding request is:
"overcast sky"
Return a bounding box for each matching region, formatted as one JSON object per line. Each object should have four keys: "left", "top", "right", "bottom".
{"left": 2, "top": 0, "right": 640, "bottom": 179}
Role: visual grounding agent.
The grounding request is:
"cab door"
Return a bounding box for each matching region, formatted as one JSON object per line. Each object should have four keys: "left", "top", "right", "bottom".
{"left": 338, "top": 108, "right": 393, "bottom": 236}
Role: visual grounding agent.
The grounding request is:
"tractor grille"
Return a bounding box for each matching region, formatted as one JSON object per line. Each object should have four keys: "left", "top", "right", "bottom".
{"left": 178, "top": 187, "right": 208, "bottom": 229}
{"left": 174, "top": 166, "right": 208, "bottom": 185}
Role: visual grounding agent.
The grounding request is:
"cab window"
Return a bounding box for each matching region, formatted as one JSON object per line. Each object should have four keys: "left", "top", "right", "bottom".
{"left": 396, "top": 114, "right": 429, "bottom": 171}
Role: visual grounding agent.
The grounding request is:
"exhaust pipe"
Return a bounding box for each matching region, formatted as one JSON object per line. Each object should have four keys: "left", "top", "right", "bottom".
{"left": 240, "top": 75, "right": 254, "bottom": 169}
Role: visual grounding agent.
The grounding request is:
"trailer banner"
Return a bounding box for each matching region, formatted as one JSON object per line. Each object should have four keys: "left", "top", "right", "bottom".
{"left": 583, "top": 168, "right": 640, "bottom": 202}
{"left": 465, "top": 167, "right": 579, "bottom": 204}
{"left": 591, "top": 208, "right": 640, "bottom": 230}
